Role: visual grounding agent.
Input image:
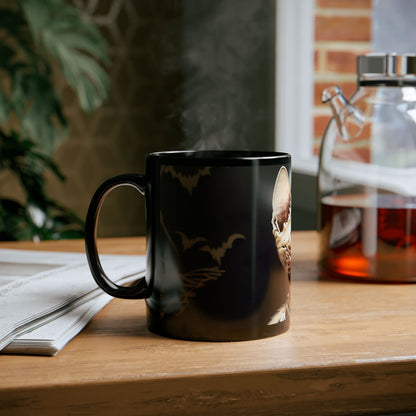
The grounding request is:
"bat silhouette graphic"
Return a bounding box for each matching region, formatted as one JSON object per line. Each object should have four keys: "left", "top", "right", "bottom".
{"left": 161, "top": 165, "right": 212, "bottom": 195}
{"left": 200, "top": 233, "right": 246, "bottom": 265}
{"left": 158, "top": 265, "right": 225, "bottom": 316}
{"left": 180, "top": 266, "right": 225, "bottom": 309}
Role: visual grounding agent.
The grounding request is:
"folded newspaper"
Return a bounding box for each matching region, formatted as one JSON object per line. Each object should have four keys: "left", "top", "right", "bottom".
{"left": 0, "top": 249, "right": 145, "bottom": 356}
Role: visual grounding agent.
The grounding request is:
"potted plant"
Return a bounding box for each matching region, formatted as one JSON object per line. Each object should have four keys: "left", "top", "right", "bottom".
{"left": 0, "top": 0, "right": 109, "bottom": 240}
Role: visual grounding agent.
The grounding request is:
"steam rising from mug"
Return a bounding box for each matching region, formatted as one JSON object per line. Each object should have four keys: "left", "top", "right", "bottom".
{"left": 175, "top": 0, "right": 275, "bottom": 150}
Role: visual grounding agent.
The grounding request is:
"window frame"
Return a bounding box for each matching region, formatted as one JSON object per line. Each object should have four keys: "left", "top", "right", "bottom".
{"left": 275, "top": 0, "right": 318, "bottom": 175}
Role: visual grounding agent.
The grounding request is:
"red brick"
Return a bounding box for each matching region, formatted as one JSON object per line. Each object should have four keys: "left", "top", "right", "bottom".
{"left": 357, "top": 123, "right": 372, "bottom": 141}
{"left": 316, "top": 121, "right": 372, "bottom": 163}
{"left": 332, "top": 141, "right": 371, "bottom": 163}
{"left": 315, "top": 15, "right": 371, "bottom": 42}
{"left": 326, "top": 50, "right": 360, "bottom": 74}
{"left": 314, "top": 114, "right": 332, "bottom": 139}
{"left": 314, "top": 50, "right": 320, "bottom": 71}
{"left": 317, "top": 0, "right": 371, "bottom": 9}
{"left": 316, "top": 117, "right": 372, "bottom": 141}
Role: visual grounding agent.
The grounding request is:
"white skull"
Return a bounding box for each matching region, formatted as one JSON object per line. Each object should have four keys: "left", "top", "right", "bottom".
{"left": 271, "top": 167, "right": 292, "bottom": 272}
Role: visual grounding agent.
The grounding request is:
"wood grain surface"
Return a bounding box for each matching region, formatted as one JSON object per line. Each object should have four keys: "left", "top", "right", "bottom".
{"left": 0, "top": 231, "right": 415, "bottom": 415}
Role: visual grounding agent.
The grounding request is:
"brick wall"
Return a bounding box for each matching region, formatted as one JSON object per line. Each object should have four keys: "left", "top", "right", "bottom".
{"left": 313, "top": 0, "right": 372, "bottom": 155}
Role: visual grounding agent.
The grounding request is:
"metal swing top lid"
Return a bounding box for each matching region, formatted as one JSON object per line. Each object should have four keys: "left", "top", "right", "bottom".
{"left": 357, "top": 53, "right": 416, "bottom": 84}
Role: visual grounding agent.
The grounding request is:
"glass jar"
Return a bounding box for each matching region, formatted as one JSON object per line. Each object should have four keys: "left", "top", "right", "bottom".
{"left": 318, "top": 53, "right": 416, "bottom": 282}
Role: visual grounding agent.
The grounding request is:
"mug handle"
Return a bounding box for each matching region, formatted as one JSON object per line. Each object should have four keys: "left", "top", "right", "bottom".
{"left": 85, "top": 174, "right": 150, "bottom": 299}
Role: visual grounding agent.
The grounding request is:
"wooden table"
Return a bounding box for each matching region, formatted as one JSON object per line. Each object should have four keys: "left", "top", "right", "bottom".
{"left": 0, "top": 231, "right": 415, "bottom": 416}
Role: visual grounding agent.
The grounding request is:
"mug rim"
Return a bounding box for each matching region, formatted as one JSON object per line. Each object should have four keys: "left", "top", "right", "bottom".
{"left": 147, "top": 150, "right": 291, "bottom": 166}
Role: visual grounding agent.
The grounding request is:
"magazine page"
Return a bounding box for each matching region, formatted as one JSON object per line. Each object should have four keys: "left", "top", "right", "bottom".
{"left": 0, "top": 249, "right": 145, "bottom": 354}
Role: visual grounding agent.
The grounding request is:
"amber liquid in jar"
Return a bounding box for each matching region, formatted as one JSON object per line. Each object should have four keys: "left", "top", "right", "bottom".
{"left": 320, "top": 194, "right": 416, "bottom": 282}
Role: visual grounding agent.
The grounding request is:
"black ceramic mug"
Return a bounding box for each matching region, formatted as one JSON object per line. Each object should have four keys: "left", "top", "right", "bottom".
{"left": 85, "top": 150, "right": 291, "bottom": 341}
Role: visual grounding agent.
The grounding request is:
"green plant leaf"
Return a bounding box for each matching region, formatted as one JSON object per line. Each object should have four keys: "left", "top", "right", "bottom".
{"left": 19, "top": 0, "right": 110, "bottom": 113}
{"left": 0, "top": 43, "right": 15, "bottom": 71}
{"left": 0, "top": 9, "right": 26, "bottom": 44}
{"left": 9, "top": 71, "right": 67, "bottom": 154}
{"left": 0, "top": 91, "right": 10, "bottom": 123}
{"left": 0, "top": 198, "right": 33, "bottom": 241}
{"left": 0, "top": 8, "right": 41, "bottom": 70}
{"left": 0, "top": 130, "right": 85, "bottom": 241}
{"left": 0, "top": 1, "right": 107, "bottom": 241}
{"left": 59, "top": 50, "right": 109, "bottom": 111}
